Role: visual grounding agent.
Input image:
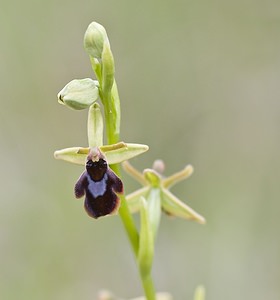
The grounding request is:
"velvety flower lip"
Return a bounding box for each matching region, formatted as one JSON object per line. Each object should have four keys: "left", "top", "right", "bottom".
{"left": 122, "top": 160, "right": 206, "bottom": 224}
{"left": 75, "top": 147, "right": 123, "bottom": 218}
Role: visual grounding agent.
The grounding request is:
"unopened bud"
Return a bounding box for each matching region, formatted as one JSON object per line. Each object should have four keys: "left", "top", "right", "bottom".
{"left": 84, "top": 22, "right": 109, "bottom": 59}
{"left": 152, "top": 159, "right": 165, "bottom": 174}
{"left": 58, "top": 78, "right": 99, "bottom": 110}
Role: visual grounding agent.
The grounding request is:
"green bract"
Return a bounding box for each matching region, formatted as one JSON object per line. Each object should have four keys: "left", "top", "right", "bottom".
{"left": 138, "top": 197, "right": 154, "bottom": 278}
{"left": 58, "top": 78, "right": 99, "bottom": 110}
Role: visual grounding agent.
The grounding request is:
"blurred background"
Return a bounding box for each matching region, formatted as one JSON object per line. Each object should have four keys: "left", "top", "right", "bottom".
{"left": 1, "top": 0, "right": 280, "bottom": 299}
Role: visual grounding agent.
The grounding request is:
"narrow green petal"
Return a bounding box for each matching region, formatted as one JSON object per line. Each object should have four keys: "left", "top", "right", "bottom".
{"left": 87, "top": 103, "right": 103, "bottom": 148}
{"left": 126, "top": 187, "right": 150, "bottom": 213}
{"left": 161, "top": 188, "right": 206, "bottom": 224}
{"left": 162, "top": 165, "right": 194, "bottom": 189}
{"left": 54, "top": 147, "right": 89, "bottom": 165}
{"left": 122, "top": 161, "right": 147, "bottom": 186}
{"left": 101, "top": 142, "right": 149, "bottom": 164}
{"left": 138, "top": 197, "right": 154, "bottom": 278}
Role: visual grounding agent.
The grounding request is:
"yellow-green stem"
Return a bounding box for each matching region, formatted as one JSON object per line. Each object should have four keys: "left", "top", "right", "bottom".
{"left": 92, "top": 53, "right": 156, "bottom": 300}
{"left": 111, "top": 163, "right": 156, "bottom": 300}
{"left": 111, "top": 163, "right": 139, "bottom": 255}
{"left": 142, "top": 274, "right": 156, "bottom": 300}
{"left": 105, "top": 114, "right": 156, "bottom": 300}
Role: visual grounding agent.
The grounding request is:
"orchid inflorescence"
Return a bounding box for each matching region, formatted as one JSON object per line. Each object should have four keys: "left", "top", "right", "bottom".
{"left": 54, "top": 21, "right": 206, "bottom": 300}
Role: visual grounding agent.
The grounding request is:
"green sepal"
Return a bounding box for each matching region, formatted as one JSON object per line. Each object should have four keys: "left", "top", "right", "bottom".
{"left": 54, "top": 147, "right": 89, "bottom": 165}
{"left": 58, "top": 78, "right": 99, "bottom": 110}
{"left": 161, "top": 188, "right": 205, "bottom": 224}
{"left": 54, "top": 142, "right": 149, "bottom": 165}
{"left": 137, "top": 197, "right": 154, "bottom": 278}
{"left": 88, "top": 103, "right": 103, "bottom": 148}
{"left": 101, "top": 142, "right": 149, "bottom": 164}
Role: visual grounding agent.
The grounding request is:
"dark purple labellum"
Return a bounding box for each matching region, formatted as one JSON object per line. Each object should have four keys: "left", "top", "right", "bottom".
{"left": 74, "top": 148, "right": 123, "bottom": 219}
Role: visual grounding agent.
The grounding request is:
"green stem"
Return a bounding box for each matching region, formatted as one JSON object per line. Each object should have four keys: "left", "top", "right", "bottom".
{"left": 111, "top": 164, "right": 156, "bottom": 300}
{"left": 90, "top": 52, "right": 156, "bottom": 300}
{"left": 111, "top": 163, "right": 139, "bottom": 255}
{"left": 103, "top": 102, "right": 156, "bottom": 300}
{"left": 142, "top": 274, "right": 156, "bottom": 300}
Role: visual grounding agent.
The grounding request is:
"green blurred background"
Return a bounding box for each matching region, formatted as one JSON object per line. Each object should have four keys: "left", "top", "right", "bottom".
{"left": 1, "top": 0, "right": 279, "bottom": 299}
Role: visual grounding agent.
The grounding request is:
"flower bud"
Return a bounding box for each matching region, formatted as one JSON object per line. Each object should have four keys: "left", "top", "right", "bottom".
{"left": 84, "top": 22, "right": 109, "bottom": 59}
{"left": 58, "top": 78, "right": 99, "bottom": 110}
{"left": 152, "top": 159, "right": 165, "bottom": 174}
